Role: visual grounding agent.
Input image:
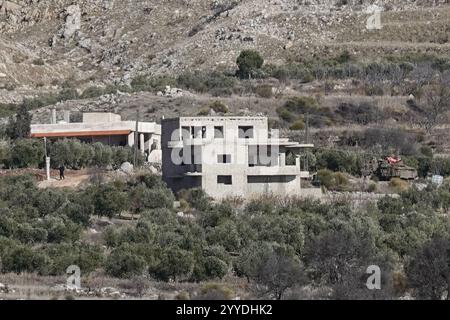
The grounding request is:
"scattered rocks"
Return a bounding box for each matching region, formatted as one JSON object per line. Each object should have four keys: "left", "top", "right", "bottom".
{"left": 50, "top": 284, "right": 126, "bottom": 299}
{"left": 157, "top": 86, "right": 184, "bottom": 98}
{"left": 100, "top": 287, "right": 123, "bottom": 298}
{"left": 0, "top": 282, "right": 14, "bottom": 294}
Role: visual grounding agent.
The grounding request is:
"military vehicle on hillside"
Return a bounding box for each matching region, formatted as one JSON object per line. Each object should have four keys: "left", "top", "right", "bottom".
{"left": 363, "top": 156, "right": 418, "bottom": 181}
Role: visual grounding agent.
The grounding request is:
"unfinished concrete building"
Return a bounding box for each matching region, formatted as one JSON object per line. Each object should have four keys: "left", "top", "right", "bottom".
{"left": 31, "top": 112, "right": 161, "bottom": 163}
{"left": 162, "top": 116, "right": 313, "bottom": 199}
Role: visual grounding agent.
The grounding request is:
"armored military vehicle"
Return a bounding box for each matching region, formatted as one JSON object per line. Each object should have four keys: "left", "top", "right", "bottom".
{"left": 363, "top": 157, "right": 418, "bottom": 181}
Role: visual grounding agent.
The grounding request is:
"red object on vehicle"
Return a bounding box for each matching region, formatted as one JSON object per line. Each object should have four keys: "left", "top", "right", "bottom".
{"left": 386, "top": 157, "right": 402, "bottom": 165}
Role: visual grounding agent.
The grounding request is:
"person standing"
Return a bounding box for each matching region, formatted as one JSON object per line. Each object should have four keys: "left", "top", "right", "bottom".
{"left": 59, "top": 165, "right": 65, "bottom": 180}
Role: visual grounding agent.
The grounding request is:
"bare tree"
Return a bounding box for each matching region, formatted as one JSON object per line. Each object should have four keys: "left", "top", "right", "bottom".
{"left": 410, "top": 63, "right": 436, "bottom": 88}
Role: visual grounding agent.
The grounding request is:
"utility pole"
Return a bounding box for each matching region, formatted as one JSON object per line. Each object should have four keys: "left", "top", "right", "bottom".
{"left": 305, "top": 113, "right": 310, "bottom": 172}
{"left": 133, "top": 109, "right": 140, "bottom": 168}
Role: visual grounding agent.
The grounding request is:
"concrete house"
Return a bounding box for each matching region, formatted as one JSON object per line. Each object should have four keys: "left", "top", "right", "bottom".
{"left": 162, "top": 116, "right": 314, "bottom": 199}
{"left": 31, "top": 112, "right": 162, "bottom": 163}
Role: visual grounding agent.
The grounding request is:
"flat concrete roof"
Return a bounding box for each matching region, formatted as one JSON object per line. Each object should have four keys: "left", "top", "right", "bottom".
{"left": 163, "top": 116, "right": 267, "bottom": 122}
{"left": 31, "top": 121, "right": 161, "bottom": 137}
{"left": 31, "top": 130, "right": 132, "bottom": 138}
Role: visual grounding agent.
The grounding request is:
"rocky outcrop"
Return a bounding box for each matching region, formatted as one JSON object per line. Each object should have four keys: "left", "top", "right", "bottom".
{"left": 62, "top": 4, "right": 81, "bottom": 39}
{"left": 0, "top": 1, "right": 21, "bottom": 15}
{"left": 0, "top": 0, "right": 448, "bottom": 93}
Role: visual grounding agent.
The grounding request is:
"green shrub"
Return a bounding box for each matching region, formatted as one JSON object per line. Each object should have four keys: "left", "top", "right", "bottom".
{"left": 290, "top": 119, "right": 305, "bottom": 130}
{"left": 32, "top": 58, "right": 45, "bottom": 66}
{"left": 284, "top": 96, "right": 318, "bottom": 114}
{"left": 178, "top": 188, "right": 211, "bottom": 211}
{"left": 197, "top": 107, "right": 210, "bottom": 116}
{"left": 364, "top": 85, "right": 384, "bottom": 96}
{"left": 316, "top": 169, "right": 349, "bottom": 191}
{"left": 367, "top": 183, "right": 378, "bottom": 193}
{"left": 277, "top": 108, "right": 296, "bottom": 123}
{"left": 177, "top": 71, "right": 235, "bottom": 95}
{"left": 389, "top": 178, "right": 409, "bottom": 193}
{"left": 105, "top": 245, "right": 146, "bottom": 278}
{"left": 315, "top": 149, "right": 363, "bottom": 176}
{"left": 81, "top": 87, "right": 105, "bottom": 99}
{"left": 0, "top": 103, "right": 17, "bottom": 118}
{"left": 255, "top": 85, "right": 273, "bottom": 98}
{"left": 151, "top": 246, "right": 194, "bottom": 281}
{"left": 130, "top": 184, "right": 174, "bottom": 213}
{"left": 196, "top": 283, "right": 234, "bottom": 300}
{"left": 202, "top": 100, "right": 229, "bottom": 114}
{"left": 57, "top": 88, "right": 79, "bottom": 101}
{"left": 131, "top": 75, "right": 177, "bottom": 92}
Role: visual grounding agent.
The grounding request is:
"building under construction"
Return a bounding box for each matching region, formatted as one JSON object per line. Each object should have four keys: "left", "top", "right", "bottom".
{"left": 30, "top": 111, "right": 161, "bottom": 162}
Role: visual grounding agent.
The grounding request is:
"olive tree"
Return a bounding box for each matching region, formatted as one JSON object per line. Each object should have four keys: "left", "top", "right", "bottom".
{"left": 406, "top": 237, "right": 450, "bottom": 300}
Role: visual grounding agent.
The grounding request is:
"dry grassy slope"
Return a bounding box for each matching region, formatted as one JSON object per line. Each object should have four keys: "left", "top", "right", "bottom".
{"left": 0, "top": 0, "right": 449, "bottom": 103}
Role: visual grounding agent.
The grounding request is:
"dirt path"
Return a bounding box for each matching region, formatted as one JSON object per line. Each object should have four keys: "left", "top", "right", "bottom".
{"left": 38, "top": 170, "right": 91, "bottom": 189}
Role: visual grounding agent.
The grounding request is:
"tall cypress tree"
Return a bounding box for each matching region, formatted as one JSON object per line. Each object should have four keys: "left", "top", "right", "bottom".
{"left": 6, "top": 103, "right": 32, "bottom": 140}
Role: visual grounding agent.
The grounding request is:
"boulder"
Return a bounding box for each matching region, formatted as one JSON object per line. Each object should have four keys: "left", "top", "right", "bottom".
{"left": 120, "top": 162, "right": 134, "bottom": 174}
{"left": 148, "top": 150, "right": 162, "bottom": 164}
{"left": 63, "top": 5, "right": 81, "bottom": 39}
{"left": 148, "top": 165, "right": 158, "bottom": 174}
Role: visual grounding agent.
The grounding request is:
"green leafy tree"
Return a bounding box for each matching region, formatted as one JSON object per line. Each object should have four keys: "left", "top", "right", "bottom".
{"left": 91, "top": 184, "right": 128, "bottom": 218}
{"left": 236, "top": 241, "right": 273, "bottom": 282}
{"left": 105, "top": 245, "right": 146, "bottom": 278}
{"left": 258, "top": 249, "right": 306, "bottom": 300}
{"left": 8, "top": 139, "right": 44, "bottom": 168}
{"left": 406, "top": 237, "right": 450, "bottom": 300}
{"left": 152, "top": 246, "right": 194, "bottom": 281}
{"left": 304, "top": 229, "right": 376, "bottom": 285}
{"left": 206, "top": 221, "right": 241, "bottom": 252}
{"left": 236, "top": 50, "right": 264, "bottom": 79}
{"left": 6, "top": 104, "right": 32, "bottom": 140}
{"left": 2, "top": 246, "right": 50, "bottom": 275}
{"left": 192, "top": 254, "right": 229, "bottom": 281}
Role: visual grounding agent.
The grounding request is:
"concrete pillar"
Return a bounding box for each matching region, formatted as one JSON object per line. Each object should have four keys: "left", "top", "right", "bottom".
{"left": 64, "top": 111, "right": 70, "bottom": 123}
{"left": 46, "top": 157, "right": 51, "bottom": 181}
{"left": 140, "top": 133, "right": 145, "bottom": 154}
{"left": 279, "top": 153, "right": 286, "bottom": 167}
{"left": 128, "top": 132, "right": 135, "bottom": 147}
{"left": 51, "top": 108, "right": 57, "bottom": 124}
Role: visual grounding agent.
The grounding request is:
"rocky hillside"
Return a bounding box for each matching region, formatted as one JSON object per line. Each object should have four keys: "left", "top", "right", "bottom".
{"left": 0, "top": 0, "right": 449, "bottom": 96}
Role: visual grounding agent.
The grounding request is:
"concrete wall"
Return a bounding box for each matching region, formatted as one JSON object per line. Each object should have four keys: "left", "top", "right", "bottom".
{"left": 82, "top": 112, "right": 122, "bottom": 123}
